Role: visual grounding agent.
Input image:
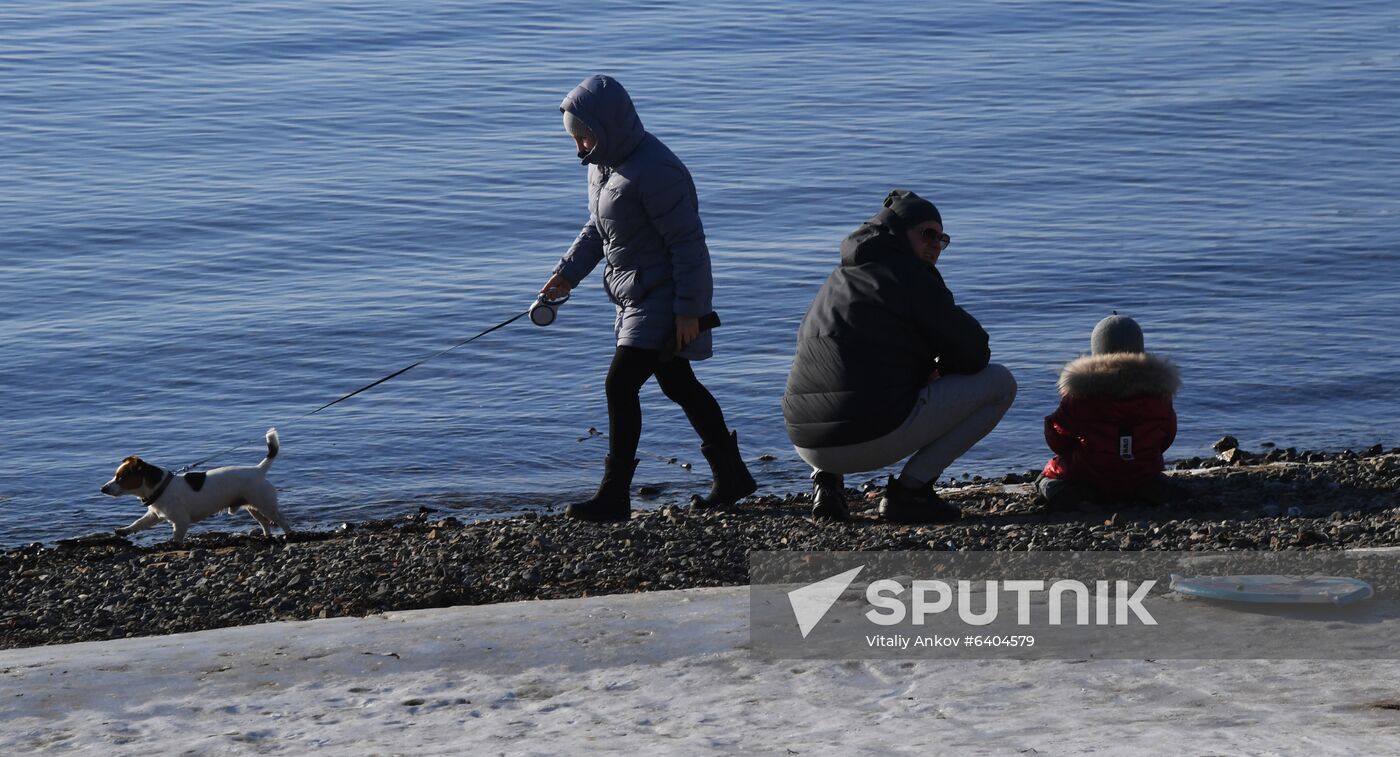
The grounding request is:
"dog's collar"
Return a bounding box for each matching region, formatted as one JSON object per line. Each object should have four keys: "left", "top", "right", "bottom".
{"left": 141, "top": 471, "right": 175, "bottom": 506}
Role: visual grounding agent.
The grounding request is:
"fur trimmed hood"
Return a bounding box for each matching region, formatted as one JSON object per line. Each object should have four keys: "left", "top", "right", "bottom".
{"left": 1058, "top": 352, "right": 1180, "bottom": 398}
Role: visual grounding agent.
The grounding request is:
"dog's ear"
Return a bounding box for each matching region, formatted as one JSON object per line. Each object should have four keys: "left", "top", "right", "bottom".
{"left": 113, "top": 457, "right": 141, "bottom": 485}
{"left": 142, "top": 461, "right": 163, "bottom": 487}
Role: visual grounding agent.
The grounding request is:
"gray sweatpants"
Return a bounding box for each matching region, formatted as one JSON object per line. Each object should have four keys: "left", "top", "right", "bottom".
{"left": 795, "top": 364, "right": 1017, "bottom": 486}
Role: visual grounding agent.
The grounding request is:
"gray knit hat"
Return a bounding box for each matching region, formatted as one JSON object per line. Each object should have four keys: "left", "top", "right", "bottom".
{"left": 1091, "top": 313, "right": 1145, "bottom": 355}
{"left": 562, "top": 110, "right": 594, "bottom": 140}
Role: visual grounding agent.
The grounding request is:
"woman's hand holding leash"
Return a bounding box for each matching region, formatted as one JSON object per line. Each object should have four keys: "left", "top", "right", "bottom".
{"left": 540, "top": 273, "right": 573, "bottom": 300}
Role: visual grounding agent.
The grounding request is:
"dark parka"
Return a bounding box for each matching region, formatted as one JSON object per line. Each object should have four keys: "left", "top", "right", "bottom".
{"left": 782, "top": 208, "right": 991, "bottom": 449}
{"left": 553, "top": 75, "right": 714, "bottom": 360}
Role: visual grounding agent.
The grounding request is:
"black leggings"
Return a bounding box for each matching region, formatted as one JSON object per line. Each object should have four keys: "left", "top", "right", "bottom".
{"left": 606, "top": 346, "right": 729, "bottom": 461}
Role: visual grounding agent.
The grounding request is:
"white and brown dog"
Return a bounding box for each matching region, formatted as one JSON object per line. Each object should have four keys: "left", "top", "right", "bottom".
{"left": 101, "top": 428, "right": 292, "bottom": 544}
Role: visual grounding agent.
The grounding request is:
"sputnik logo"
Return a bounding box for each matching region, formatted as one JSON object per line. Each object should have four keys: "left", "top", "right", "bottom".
{"left": 787, "top": 566, "right": 865, "bottom": 638}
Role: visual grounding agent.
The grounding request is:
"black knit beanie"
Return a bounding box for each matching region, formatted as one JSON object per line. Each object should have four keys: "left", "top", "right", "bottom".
{"left": 882, "top": 189, "right": 942, "bottom": 231}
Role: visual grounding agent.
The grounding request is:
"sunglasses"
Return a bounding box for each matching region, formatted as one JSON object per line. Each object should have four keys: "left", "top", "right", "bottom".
{"left": 921, "top": 227, "right": 951, "bottom": 251}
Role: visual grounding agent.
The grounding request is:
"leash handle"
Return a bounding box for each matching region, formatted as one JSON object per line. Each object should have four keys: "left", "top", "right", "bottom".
{"left": 529, "top": 292, "right": 570, "bottom": 327}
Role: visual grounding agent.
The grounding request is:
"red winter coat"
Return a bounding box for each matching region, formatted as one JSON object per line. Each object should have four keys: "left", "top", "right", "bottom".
{"left": 1041, "top": 352, "right": 1180, "bottom": 495}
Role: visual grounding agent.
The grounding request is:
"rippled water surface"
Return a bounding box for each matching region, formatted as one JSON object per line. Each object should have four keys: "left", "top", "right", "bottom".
{"left": 4, "top": 0, "right": 1399, "bottom": 545}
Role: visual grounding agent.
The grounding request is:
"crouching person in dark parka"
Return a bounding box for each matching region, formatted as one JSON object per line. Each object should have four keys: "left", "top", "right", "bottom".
{"left": 782, "top": 190, "right": 1017, "bottom": 523}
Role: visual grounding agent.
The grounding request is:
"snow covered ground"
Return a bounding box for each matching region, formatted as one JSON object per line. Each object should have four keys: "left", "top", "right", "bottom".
{"left": 3, "top": 586, "right": 1400, "bottom": 755}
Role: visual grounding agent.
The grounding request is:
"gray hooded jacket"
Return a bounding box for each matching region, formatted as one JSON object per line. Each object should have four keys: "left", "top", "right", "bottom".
{"left": 553, "top": 75, "right": 714, "bottom": 359}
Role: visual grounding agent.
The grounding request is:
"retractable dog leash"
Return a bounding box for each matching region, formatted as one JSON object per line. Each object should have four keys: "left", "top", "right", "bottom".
{"left": 181, "top": 292, "right": 716, "bottom": 474}
{"left": 528, "top": 292, "right": 570, "bottom": 326}
{"left": 303, "top": 297, "right": 557, "bottom": 416}
{"left": 179, "top": 296, "right": 560, "bottom": 472}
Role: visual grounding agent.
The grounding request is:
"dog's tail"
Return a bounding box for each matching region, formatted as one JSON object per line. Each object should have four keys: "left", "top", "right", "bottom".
{"left": 258, "top": 428, "right": 280, "bottom": 472}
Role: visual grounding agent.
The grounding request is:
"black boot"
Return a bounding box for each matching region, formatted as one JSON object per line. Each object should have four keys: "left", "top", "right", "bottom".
{"left": 811, "top": 470, "right": 849, "bottom": 522}
{"left": 877, "top": 476, "right": 961, "bottom": 524}
{"left": 690, "top": 431, "right": 758, "bottom": 510}
{"left": 565, "top": 456, "right": 637, "bottom": 522}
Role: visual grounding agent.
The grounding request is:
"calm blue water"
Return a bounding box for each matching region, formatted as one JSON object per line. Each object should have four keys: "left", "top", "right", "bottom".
{"left": 4, "top": 0, "right": 1398, "bottom": 546}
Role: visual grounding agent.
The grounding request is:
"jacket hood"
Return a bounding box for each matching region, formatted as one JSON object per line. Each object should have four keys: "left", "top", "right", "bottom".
{"left": 839, "top": 208, "right": 917, "bottom": 267}
{"left": 1058, "top": 352, "right": 1181, "bottom": 398}
{"left": 560, "top": 75, "right": 647, "bottom": 167}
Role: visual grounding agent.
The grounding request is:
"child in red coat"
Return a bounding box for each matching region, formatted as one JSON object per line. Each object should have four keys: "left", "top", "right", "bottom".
{"left": 1038, "top": 314, "right": 1184, "bottom": 509}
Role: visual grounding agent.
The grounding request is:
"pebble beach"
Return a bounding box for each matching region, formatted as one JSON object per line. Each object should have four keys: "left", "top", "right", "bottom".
{"left": 3, "top": 443, "right": 1398, "bottom": 650}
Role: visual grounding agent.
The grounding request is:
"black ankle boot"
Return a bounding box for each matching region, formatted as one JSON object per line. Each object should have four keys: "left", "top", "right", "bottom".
{"left": 566, "top": 456, "right": 638, "bottom": 522}
{"left": 811, "top": 470, "right": 848, "bottom": 521}
{"left": 690, "top": 431, "right": 758, "bottom": 510}
{"left": 877, "top": 476, "right": 961, "bottom": 524}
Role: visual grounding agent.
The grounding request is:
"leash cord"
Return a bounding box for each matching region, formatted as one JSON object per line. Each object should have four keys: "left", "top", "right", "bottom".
{"left": 306, "top": 310, "right": 529, "bottom": 416}
{"left": 179, "top": 308, "right": 530, "bottom": 472}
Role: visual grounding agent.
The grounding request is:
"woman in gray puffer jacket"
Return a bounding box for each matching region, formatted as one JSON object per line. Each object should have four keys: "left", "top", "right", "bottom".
{"left": 540, "top": 75, "right": 754, "bottom": 522}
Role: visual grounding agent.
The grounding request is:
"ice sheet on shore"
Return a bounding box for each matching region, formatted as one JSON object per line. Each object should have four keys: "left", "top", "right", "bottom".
{"left": 3, "top": 587, "right": 1399, "bottom": 754}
